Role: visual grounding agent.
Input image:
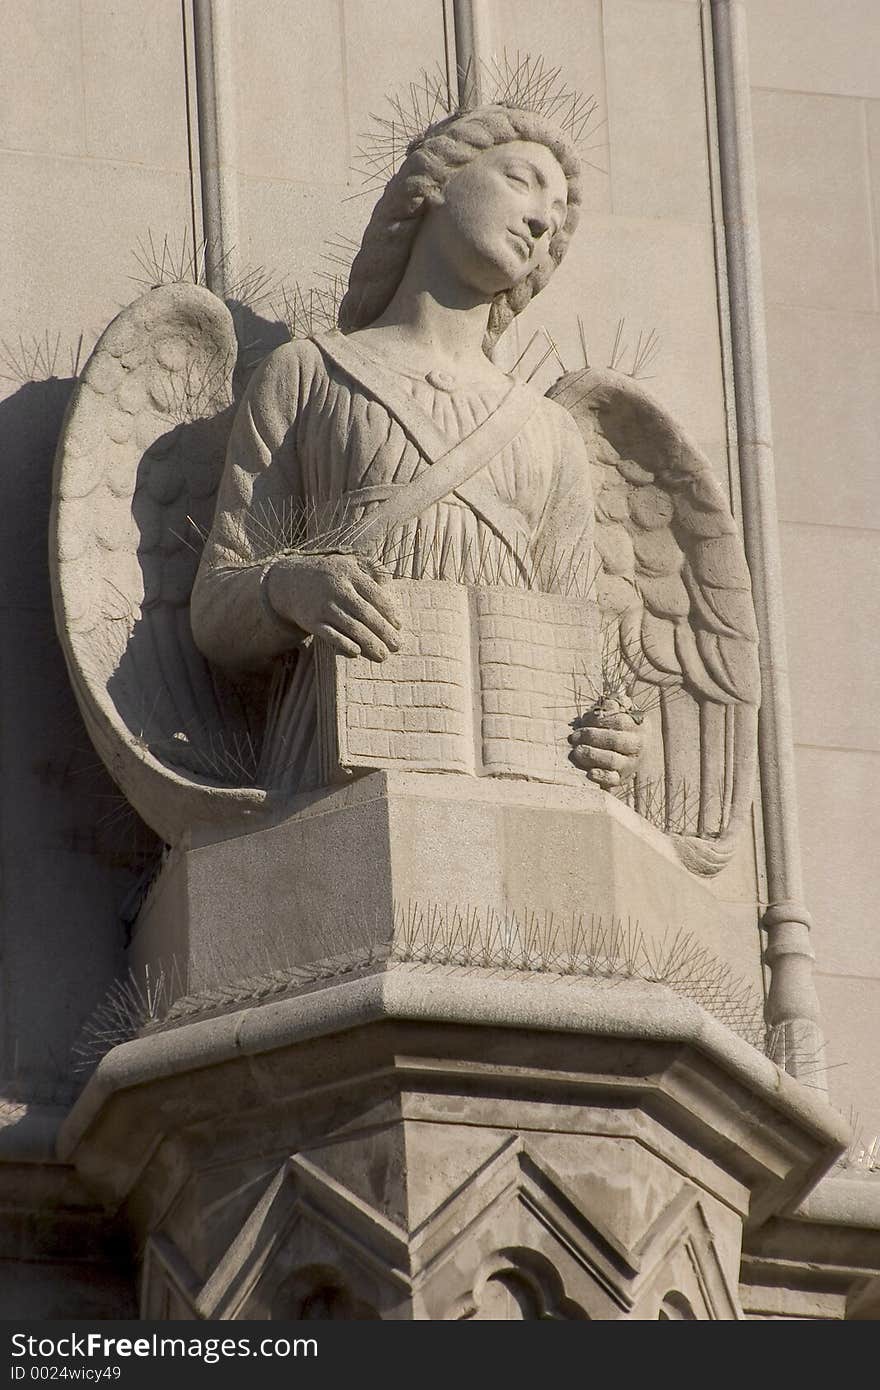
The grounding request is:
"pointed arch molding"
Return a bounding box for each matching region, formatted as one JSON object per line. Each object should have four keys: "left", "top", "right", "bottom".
{"left": 146, "top": 1140, "right": 743, "bottom": 1321}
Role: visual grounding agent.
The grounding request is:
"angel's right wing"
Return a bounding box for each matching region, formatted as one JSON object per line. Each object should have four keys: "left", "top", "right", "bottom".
{"left": 50, "top": 283, "right": 270, "bottom": 846}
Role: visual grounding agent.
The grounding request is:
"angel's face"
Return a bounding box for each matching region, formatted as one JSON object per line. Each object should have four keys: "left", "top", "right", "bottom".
{"left": 425, "top": 140, "right": 568, "bottom": 297}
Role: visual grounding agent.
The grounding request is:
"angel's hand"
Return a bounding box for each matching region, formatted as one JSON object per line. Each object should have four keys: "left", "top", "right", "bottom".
{"left": 265, "top": 552, "right": 402, "bottom": 662}
{"left": 568, "top": 710, "right": 643, "bottom": 789}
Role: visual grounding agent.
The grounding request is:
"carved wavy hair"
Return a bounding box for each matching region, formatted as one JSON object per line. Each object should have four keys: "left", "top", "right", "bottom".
{"left": 338, "top": 104, "right": 582, "bottom": 351}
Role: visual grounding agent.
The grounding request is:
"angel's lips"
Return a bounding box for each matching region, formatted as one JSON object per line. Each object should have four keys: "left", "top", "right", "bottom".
{"left": 506, "top": 228, "right": 531, "bottom": 259}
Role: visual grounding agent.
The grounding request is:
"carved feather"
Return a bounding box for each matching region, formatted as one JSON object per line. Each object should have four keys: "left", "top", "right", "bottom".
{"left": 547, "top": 366, "right": 760, "bottom": 875}
{"left": 50, "top": 283, "right": 268, "bottom": 845}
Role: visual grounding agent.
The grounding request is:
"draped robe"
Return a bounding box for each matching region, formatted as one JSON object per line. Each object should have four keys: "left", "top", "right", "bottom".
{"left": 191, "top": 334, "right": 595, "bottom": 788}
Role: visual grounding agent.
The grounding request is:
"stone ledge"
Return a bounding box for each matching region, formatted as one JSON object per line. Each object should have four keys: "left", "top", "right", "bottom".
{"left": 794, "top": 1172, "right": 880, "bottom": 1228}
{"left": 59, "top": 965, "right": 848, "bottom": 1224}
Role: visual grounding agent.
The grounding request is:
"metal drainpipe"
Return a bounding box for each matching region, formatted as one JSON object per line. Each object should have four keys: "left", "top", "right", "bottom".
{"left": 192, "top": 0, "right": 240, "bottom": 300}
{"left": 452, "top": 0, "right": 493, "bottom": 106}
{"left": 710, "top": 0, "right": 825, "bottom": 1083}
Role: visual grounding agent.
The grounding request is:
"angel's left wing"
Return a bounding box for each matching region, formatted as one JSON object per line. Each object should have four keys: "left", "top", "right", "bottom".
{"left": 547, "top": 366, "right": 760, "bottom": 875}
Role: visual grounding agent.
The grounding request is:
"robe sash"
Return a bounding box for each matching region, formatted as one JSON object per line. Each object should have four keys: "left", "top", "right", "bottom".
{"left": 312, "top": 331, "right": 538, "bottom": 544}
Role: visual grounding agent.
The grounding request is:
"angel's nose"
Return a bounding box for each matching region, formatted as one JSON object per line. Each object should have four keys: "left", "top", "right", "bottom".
{"left": 526, "top": 214, "right": 550, "bottom": 240}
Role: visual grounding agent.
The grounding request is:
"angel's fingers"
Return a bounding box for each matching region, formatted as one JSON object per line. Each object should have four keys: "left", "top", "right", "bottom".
{"left": 591, "top": 712, "right": 642, "bottom": 732}
{"left": 325, "top": 606, "right": 392, "bottom": 663}
{"left": 349, "top": 566, "right": 402, "bottom": 628}
{"left": 570, "top": 746, "right": 629, "bottom": 773}
{"left": 587, "top": 768, "right": 622, "bottom": 788}
{"left": 312, "top": 623, "right": 361, "bottom": 659}
{"left": 329, "top": 595, "right": 400, "bottom": 654}
{"left": 568, "top": 727, "right": 642, "bottom": 756}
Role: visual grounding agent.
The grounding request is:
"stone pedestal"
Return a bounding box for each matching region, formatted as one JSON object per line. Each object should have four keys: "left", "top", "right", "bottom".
{"left": 59, "top": 968, "right": 847, "bottom": 1321}
{"left": 68, "top": 774, "right": 844, "bottom": 1320}
{"left": 131, "top": 772, "right": 761, "bottom": 997}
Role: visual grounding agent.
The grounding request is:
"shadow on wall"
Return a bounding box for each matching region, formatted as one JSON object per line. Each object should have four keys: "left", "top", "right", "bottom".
{"left": 0, "top": 375, "right": 73, "bottom": 607}
{"left": 0, "top": 300, "right": 290, "bottom": 1103}
{"left": 0, "top": 373, "right": 161, "bottom": 879}
{"left": 0, "top": 373, "right": 161, "bottom": 1107}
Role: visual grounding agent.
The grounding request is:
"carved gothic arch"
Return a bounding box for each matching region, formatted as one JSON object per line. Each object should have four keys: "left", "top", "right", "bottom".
{"left": 141, "top": 1137, "right": 744, "bottom": 1320}
{"left": 446, "top": 1247, "right": 590, "bottom": 1320}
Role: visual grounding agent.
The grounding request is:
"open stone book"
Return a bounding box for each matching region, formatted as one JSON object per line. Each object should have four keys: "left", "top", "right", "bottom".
{"left": 314, "top": 579, "right": 598, "bottom": 785}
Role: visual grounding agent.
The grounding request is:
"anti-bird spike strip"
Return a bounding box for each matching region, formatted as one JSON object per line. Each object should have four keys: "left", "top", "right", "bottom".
{"left": 352, "top": 51, "right": 599, "bottom": 194}
{"left": 71, "top": 896, "right": 777, "bottom": 1075}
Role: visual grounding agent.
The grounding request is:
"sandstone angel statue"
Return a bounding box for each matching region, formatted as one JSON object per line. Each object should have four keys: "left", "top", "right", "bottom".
{"left": 50, "top": 99, "right": 759, "bottom": 875}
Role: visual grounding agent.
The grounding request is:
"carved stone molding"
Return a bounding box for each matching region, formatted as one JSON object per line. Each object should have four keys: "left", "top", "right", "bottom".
{"left": 59, "top": 970, "right": 848, "bottom": 1320}
{"left": 144, "top": 1140, "right": 742, "bottom": 1320}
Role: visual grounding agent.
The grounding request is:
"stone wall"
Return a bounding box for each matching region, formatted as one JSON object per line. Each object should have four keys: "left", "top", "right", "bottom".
{"left": 744, "top": 0, "right": 880, "bottom": 1143}
{"left": 0, "top": 0, "right": 193, "bottom": 1104}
